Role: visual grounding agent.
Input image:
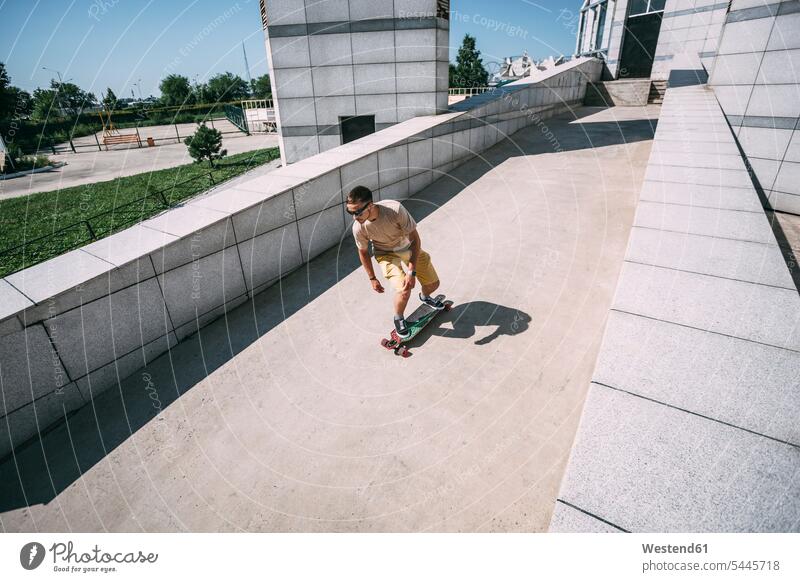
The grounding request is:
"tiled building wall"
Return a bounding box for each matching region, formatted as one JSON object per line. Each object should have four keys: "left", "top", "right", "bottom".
{"left": 651, "top": 0, "right": 729, "bottom": 80}
{"left": 0, "top": 58, "right": 602, "bottom": 459}
{"left": 604, "top": 0, "right": 630, "bottom": 79}
{"left": 708, "top": 0, "right": 800, "bottom": 215}
{"left": 263, "top": 0, "right": 450, "bottom": 164}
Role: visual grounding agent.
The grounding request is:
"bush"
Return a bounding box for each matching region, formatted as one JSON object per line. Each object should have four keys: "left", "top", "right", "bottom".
{"left": 184, "top": 124, "right": 227, "bottom": 166}
{"left": 2, "top": 152, "right": 53, "bottom": 173}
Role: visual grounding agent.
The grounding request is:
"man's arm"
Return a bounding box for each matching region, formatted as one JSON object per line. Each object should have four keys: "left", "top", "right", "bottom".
{"left": 359, "top": 248, "right": 384, "bottom": 293}
{"left": 358, "top": 248, "right": 377, "bottom": 278}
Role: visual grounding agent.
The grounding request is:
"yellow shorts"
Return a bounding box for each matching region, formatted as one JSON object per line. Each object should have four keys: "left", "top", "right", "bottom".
{"left": 375, "top": 249, "right": 439, "bottom": 292}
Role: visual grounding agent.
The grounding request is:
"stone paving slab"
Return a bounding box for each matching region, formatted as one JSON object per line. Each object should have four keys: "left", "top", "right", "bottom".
{"left": 633, "top": 200, "right": 777, "bottom": 243}
{"left": 638, "top": 181, "right": 764, "bottom": 212}
{"left": 548, "top": 501, "right": 624, "bottom": 533}
{"left": 613, "top": 261, "right": 800, "bottom": 351}
{"left": 595, "top": 310, "right": 800, "bottom": 445}
{"left": 557, "top": 386, "right": 800, "bottom": 532}
{"left": 81, "top": 224, "right": 179, "bottom": 267}
{"left": 5, "top": 248, "right": 114, "bottom": 305}
{"left": 0, "top": 279, "right": 32, "bottom": 322}
{"left": 645, "top": 165, "right": 754, "bottom": 188}
{"left": 625, "top": 227, "right": 794, "bottom": 288}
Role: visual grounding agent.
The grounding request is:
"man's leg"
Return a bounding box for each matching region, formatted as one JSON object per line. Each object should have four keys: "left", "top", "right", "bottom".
{"left": 394, "top": 287, "right": 411, "bottom": 317}
{"left": 377, "top": 253, "right": 408, "bottom": 317}
{"left": 421, "top": 279, "right": 440, "bottom": 297}
{"left": 415, "top": 250, "right": 442, "bottom": 301}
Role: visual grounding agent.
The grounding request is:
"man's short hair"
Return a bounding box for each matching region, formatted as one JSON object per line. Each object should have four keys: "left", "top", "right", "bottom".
{"left": 347, "top": 185, "right": 373, "bottom": 205}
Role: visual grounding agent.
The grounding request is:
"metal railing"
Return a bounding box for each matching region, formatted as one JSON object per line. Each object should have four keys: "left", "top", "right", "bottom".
{"left": 448, "top": 87, "right": 492, "bottom": 96}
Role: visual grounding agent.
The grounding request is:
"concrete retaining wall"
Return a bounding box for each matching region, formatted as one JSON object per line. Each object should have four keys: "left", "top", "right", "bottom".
{"left": 0, "top": 57, "right": 602, "bottom": 459}
{"left": 549, "top": 79, "right": 800, "bottom": 532}
{"left": 584, "top": 79, "right": 651, "bottom": 106}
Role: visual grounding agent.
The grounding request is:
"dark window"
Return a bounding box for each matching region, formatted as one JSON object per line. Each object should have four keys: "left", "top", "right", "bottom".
{"left": 437, "top": 0, "right": 450, "bottom": 19}
{"left": 595, "top": 4, "right": 607, "bottom": 49}
{"left": 259, "top": 0, "right": 268, "bottom": 29}
{"left": 340, "top": 115, "right": 376, "bottom": 144}
{"left": 649, "top": 0, "right": 666, "bottom": 11}
{"left": 629, "top": 0, "right": 649, "bottom": 15}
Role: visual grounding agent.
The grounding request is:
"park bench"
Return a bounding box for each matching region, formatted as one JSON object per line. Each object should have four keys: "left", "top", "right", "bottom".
{"left": 102, "top": 133, "right": 141, "bottom": 149}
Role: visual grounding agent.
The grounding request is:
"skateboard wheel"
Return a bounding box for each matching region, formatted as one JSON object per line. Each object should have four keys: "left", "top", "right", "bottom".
{"left": 381, "top": 338, "right": 392, "bottom": 349}
{"left": 399, "top": 347, "right": 411, "bottom": 358}
{"left": 443, "top": 303, "right": 452, "bottom": 312}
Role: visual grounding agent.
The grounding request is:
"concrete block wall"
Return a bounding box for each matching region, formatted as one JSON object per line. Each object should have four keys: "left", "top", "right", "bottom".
{"left": 651, "top": 0, "right": 730, "bottom": 80}
{"left": 708, "top": 0, "right": 800, "bottom": 215}
{"left": 550, "top": 81, "right": 800, "bottom": 532}
{"left": 262, "top": 0, "right": 450, "bottom": 165}
{"left": 0, "top": 58, "right": 603, "bottom": 459}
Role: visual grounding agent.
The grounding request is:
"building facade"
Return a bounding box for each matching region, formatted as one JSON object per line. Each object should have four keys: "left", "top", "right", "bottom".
{"left": 576, "top": 0, "right": 799, "bottom": 215}
{"left": 260, "top": 0, "right": 450, "bottom": 164}
{"left": 576, "top": 0, "right": 728, "bottom": 81}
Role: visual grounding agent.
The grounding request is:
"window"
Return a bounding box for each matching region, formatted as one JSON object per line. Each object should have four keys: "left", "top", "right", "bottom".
{"left": 629, "top": 0, "right": 665, "bottom": 16}
{"left": 340, "top": 115, "right": 375, "bottom": 144}
{"left": 436, "top": 0, "right": 450, "bottom": 20}
{"left": 259, "top": 0, "right": 268, "bottom": 29}
{"left": 578, "top": 0, "right": 610, "bottom": 54}
{"left": 595, "top": 4, "right": 607, "bottom": 50}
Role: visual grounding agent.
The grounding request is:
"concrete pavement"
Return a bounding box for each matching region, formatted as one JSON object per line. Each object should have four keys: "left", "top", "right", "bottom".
{"left": 0, "top": 105, "right": 658, "bottom": 532}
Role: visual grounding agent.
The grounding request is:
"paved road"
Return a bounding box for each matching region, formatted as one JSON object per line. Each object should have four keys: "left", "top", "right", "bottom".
{"left": 0, "top": 106, "right": 659, "bottom": 532}
{"left": 0, "top": 119, "right": 280, "bottom": 200}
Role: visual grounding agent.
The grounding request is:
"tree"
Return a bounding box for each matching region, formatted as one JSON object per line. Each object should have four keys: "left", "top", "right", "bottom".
{"left": 159, "top": 74, "right": 193, "bottom": 106}
{"left": 250, "top": 74, "right": 271, "bottom": 99}
{"left": 49, "top": 80, "right": 95, "bottom": 115}
{"left": 0, "top": 63, "right": 11, "bottom": 119}
{"left": 452, "top": 34, "right": 489, "bottom": 88}
{"left": 4, "top": 87, "right": 33, "bottom": 118}
{"left": 31, "top": 88, "right": 59, "bottom": 120}
{"left": 102, "top": 87, "right": 118, "bottom": 110}
{"left": 185, "top": 124, "right": 227, "bottom": 166}
{"left": 205, "top": 72, "right": 250, "bottom": 104}
{"left": 0, "top": 63, "right": 32, "bottom": 120}
{"left": 448, "top": 63, "right": 458, "bottom": 89}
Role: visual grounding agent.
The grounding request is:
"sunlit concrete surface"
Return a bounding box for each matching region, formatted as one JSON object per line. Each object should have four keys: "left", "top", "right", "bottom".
{"left": 0, "top": 105, "right": 658, "bottom": 532}
{"left": 0, "top": 119, "right": 280, "bottom": 200}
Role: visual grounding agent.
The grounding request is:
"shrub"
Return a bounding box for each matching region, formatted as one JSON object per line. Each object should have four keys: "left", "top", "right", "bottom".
{"left": 184, "top": 123, "right": 227, "bottom": 167}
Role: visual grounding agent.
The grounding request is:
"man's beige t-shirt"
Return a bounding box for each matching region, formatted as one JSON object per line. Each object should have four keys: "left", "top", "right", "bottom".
{"left": 352, "top": 200, "right": 417, "bottom": 253}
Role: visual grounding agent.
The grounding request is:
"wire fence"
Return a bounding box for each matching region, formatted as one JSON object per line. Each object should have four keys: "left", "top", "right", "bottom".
{"left": 41, "top": 116, "right": 245, "bottom": 156}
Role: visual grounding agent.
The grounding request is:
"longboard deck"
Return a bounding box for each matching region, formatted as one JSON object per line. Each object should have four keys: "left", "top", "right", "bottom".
{"left": 381, "top": 294, "right": 451, "bottom": 356}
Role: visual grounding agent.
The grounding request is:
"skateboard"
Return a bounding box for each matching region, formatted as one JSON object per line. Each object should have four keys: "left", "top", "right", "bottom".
{"left": 380, "top": 294, "right": 453, "bottom": 357}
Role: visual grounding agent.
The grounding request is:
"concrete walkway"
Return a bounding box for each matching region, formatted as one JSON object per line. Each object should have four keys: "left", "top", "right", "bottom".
{"left": 0, "top": 105, "right": 658, "bottom": 532}
{"left": 0, "top": 120, "right": 280, "bottom": 200}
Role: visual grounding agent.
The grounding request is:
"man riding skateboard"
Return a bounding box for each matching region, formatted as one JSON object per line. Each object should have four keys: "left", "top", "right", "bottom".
{"left": 347, "top": 185, "right": 445, "bottom": 339}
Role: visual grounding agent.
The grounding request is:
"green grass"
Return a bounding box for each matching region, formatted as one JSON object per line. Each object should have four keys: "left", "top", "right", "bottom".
{"left": 0, "top": 147, "right": 280, "bottom": 277}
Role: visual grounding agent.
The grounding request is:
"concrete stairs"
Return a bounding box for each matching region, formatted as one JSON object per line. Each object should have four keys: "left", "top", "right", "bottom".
{"left": 648, "top": 80, "right": 667, "bottom": 104}
{"left": 584, "top": 79, "right": 651, "bottom": 106}
{"left": 583, "top": 79, "right": 668, "bottom": 106}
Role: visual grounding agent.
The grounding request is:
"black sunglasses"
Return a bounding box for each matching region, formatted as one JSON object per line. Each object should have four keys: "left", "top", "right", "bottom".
{"left": 347, "top": 202, "right": 371, "bottom": 217}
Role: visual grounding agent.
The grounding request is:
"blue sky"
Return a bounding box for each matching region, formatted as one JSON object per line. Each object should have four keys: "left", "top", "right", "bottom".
{"left": 0, "top": 0, "right": 581, "bottom": 96}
